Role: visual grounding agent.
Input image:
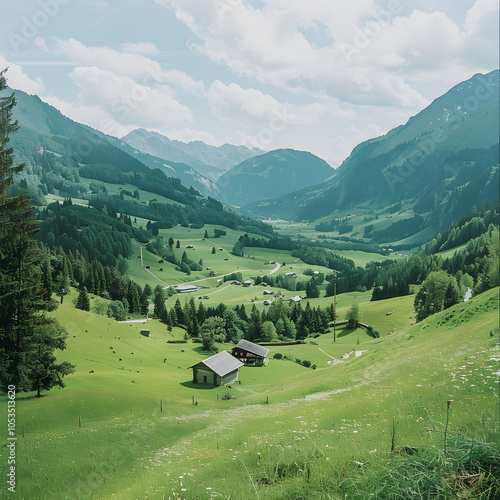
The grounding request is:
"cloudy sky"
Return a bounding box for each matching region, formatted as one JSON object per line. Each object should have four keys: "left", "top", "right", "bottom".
{"left": 0, "top": 0, "right": 498, "bottom": 165}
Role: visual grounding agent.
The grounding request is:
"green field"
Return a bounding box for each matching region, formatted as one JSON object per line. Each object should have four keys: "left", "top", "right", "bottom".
{"left": 1, "top": 286, "right": 498, "bottom": 499}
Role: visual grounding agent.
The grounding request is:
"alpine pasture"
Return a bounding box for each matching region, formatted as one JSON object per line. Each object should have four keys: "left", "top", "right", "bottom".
{"left": 1, "top": 226, "right": 498, "bottom": 499}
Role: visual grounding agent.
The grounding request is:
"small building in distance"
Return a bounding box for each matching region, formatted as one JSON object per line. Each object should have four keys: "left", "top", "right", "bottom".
{"left": 188, "top": 351, "right": 243, "bottom": 386}
{"left": 175, "top": 284, "right": 201, "bottom": 293}
{"left": 231, "top": 339, "right": 270, "bottom": 366}
{"left": 263, "top": 290, "right": 274, "bottom": 295}
{"left": 243, "top": 280, "right": 253, "bottom": 287}
{"left": 290, "top": 295, "right": 303, "bottom": 302}
{"left": 263, "top": 299, "right": 273, "bottom": 306}
{"left": 285, "top": 272, "right": 297, "bottom": 278}
{"left": 140, "top": 329, "right": 151, "bottom": 337}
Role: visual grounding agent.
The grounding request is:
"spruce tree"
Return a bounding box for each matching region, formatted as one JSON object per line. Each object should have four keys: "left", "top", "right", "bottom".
{"left": 76, "top": 287, "right": 90, "bottom": 311}
{"left": 153, "top": 285, "right": 168, "bottom": 322}
{"left": 0, "top": 70, "right": 74, "bottom": 393}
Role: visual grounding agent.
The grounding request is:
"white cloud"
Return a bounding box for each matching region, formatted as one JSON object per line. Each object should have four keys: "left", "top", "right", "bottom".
{"left": 53, "top": 38, "right": 204, "bottom": 94}
{"left": 0, "top": 57, "right": 46, "bottom": 94}
{"left": 462, "top": 0, "right": 499, "bottom": 68}
{"left": 159, "top": 0, "right": 496, "bottom": 109}
{"left": 68, "top": 66, "right": 193, "bottom": 125}
{"left": 119, "top": 42, "right": 160, "bottom": 55}
{"left": 40, "top": 66, "right": 194, "bottom": 138}
{"left": 206, "top": 80, "right": 354, "bottom": 126}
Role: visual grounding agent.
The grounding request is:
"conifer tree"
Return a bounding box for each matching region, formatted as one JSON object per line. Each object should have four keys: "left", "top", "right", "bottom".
{"left": 197, "top": 301, "right": 206, "bottom": 324}
{"left": 174, "top": 297, "right": 185, "bottom": 325}
{"left": 0, "top": 69, "right": 74, "bottom": 393}
{"left": 169, "top": 307, "right": 178, "bottom": 326}
{"left": 153, "top": 285, "right": 168, "bottom": 322}
{"left": 76, "top": 287, "right": 90, "bottom": 311}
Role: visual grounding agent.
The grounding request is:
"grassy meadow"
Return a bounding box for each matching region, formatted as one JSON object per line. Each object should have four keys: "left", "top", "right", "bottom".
{"left": 1, "top": 283, "right": 498, "bottom": 499}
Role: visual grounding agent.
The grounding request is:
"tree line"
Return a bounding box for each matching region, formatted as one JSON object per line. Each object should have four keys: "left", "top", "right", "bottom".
{"left": 0, "top": 71, "right": 74, "bottom": 396}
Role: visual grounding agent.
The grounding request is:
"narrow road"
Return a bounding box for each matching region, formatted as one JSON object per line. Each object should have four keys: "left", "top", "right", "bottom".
{"left": 140, "top": 246, "right": 171, "bottom": 286}
{"left": 138, "top": 245, "right": 281, "bottom": 289}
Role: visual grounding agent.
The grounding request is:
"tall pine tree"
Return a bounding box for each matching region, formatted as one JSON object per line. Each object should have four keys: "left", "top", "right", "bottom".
{"left": 0, "top": 69, "right": 74, "bottom": 394}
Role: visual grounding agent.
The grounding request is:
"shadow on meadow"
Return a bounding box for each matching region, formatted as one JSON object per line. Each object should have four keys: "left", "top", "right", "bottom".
{"left": 179, "top": 380, "right": 221, "bottom": 390}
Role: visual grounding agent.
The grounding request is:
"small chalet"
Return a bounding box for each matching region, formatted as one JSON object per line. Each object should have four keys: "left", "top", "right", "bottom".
{"left": 263, "top": 290, "right": 274, "bottom": 296}
{"left": 285, "top": 272, "right": 297, "bottom": 278}
{"left": 140, "top": 329, "right": 151, "bottom": 337}
{"left": 232, "top": 340, "right": 269, "bottom": 366}
{"left": 186, "top": 244, "right": 194, "bottom": 249}
{"left": 188, "top": 351, "right": 243, "bottom": 386}
{"left": 242, "top": 280, "right": 253, "bottom": 287}
{"left": 290, "top": 295, "right": 303, "bottom": 302}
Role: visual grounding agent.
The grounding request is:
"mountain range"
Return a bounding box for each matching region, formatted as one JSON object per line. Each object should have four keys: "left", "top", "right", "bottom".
{"left": 4, "top": 69, "right": 499, "bottom": 247}
{"left": 246, "top": 70, "right": 499, "bottom": 235}
{"left": 121, "top": 128, "right": 264, "bottom": 182}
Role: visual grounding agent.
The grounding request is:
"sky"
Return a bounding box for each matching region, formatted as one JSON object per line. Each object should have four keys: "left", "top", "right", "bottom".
{"left": 0, "top": 0, "right": 498, "bottom": 166}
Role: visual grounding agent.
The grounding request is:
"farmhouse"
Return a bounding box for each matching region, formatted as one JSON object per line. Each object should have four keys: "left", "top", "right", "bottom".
{"left": 263, "top": 299, "right": 273, "bottom": 305}
{"left": 285, "top": 272, "right": 297, "bottom": 278}
{"left": 188, "top": 351, "right": 243, "bottom": 386}
{"left": 175, "top": 284, "right": 201, "bottom": 293}
{"left": 231, "top": 339, "right": 270, "bottom": 365}
{"left": 263, "top": 290, "right": 274, "bottom": 295}
{"left": 243, "top": 280, "right": 253, "bottom": 287}
{"left": 290, "top": 295, "right": 303, "bottom": 302}
{"left": 140, "top": 329, "right": 151, "bottom": 337}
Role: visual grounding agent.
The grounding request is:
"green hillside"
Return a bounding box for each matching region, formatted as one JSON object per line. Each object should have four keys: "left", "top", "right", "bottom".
{"left": 1, "top": 287, "right": 498, "bottom": 499}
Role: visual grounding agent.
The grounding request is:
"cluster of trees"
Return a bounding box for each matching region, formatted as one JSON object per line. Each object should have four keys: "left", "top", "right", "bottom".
{"left": 292, "top": 246, "right": 357, "bottom": 275}
{"left": 232, "top": 233, "right": 296, "bottom": 254}
{"left": 37, "top": 202, "right": 149, "bottom": 267}
{"left": 37, "top": 240, "right": 158, "bottom": 320}
{"left": 177, "top": 251, "right": 203, "bottom": 275}
{"left": 424, "top": 202, "right": 499, "bottom": 254}
{"left": 414, "top": 271, "right": 464, "bottom": 322}
{"left": 0, "top": 71, "right": 74, "bottom": 396}
{"left": 153, "top": 295, "right": 336, "bottom": 352}
{"left": 251, "top": 274, "right": 303, "bottom": 292}
{"left": 250, "top": 270, "right": 325, "bottom": 296}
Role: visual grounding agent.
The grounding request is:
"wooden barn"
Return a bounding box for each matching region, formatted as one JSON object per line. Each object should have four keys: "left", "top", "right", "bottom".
{"left": 188, "top": 351, "right": 243, "bottom": 386}
{"left": 231, "top": 339, "right": 270, "bottom": 366}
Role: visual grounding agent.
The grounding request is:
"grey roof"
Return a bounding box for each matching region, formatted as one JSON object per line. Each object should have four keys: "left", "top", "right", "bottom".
{"left": 234, "top": 339, "right": 270, "bottom": 358}
{"left": 190, "top": 351, "right": 243, "bottom": 377}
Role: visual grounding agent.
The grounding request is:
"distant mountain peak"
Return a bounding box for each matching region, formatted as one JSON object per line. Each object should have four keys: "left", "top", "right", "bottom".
{"left": 216, "top": 148, "right": 333, "bottom": 207}
{"left": 121, "top": 129, "right": 264, "bottom": 182}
